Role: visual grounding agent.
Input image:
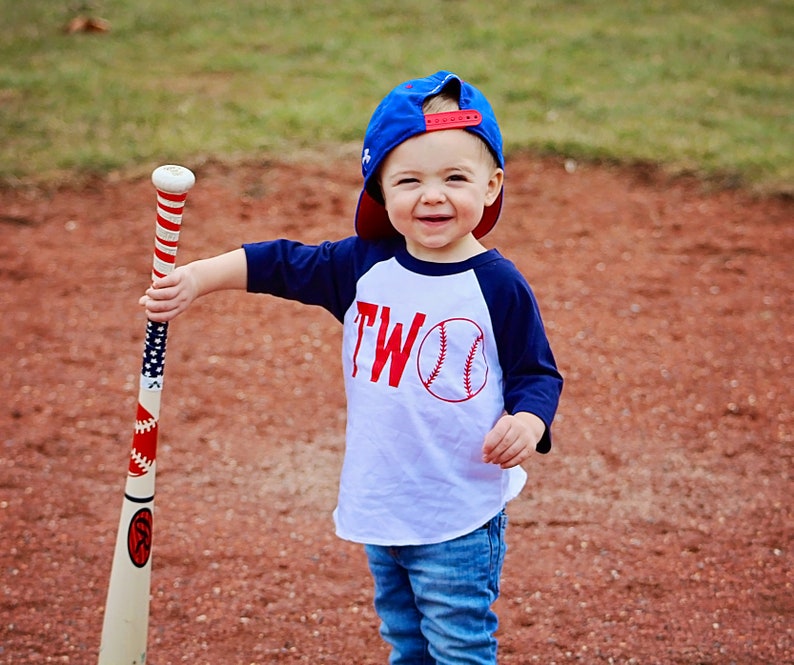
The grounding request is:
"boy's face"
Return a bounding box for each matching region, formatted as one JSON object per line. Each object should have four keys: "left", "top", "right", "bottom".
{"left": 379, "top": 129, "right": 504, "bottom": 262}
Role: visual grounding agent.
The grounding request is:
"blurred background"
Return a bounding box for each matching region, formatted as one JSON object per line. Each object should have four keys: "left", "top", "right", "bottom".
{"left": 1, "top": 0, "right": 791, "bottom": 192}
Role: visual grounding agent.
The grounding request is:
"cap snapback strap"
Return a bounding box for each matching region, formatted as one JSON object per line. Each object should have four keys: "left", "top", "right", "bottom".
{"left": 424, "top": 110, "right": 482, "bottom": 131}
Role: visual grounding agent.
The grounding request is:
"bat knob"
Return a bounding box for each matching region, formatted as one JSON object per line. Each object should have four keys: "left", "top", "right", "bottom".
{"left": 151, "top": 164, "right": 196, "bottom": 194}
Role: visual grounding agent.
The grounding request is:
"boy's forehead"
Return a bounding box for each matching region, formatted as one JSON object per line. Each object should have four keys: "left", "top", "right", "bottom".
{"left": 382, "top": 129, "right": 491, "bottom": 168}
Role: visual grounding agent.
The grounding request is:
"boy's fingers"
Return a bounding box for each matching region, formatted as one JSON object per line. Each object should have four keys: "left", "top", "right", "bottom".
{"left": 498, "top": 448, "right": 528, "bottom": 469}
{"left": 483, "top": 417, "right": 509, "bottom": 451}
{"left": 150, "top": 271, "right": 180, "bottom": 290}
{"left": 488, "top": 435, "right": 529, "bottom": 468}
{"left": 482, "top": 419, "right": 514, "bottom": 462}
{"left": 490, "top": 439, "right": 517, "bottom": 463}
{"left": 146, "top": 283, "right": 180, "bottom": 301}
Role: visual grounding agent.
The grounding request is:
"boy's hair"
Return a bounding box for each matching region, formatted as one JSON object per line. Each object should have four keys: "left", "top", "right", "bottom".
{"left": 422, "top": 91, "right": 500, "bottom": 170}
{"left": 421, "top": 90, "right": 458, "bottom": 115}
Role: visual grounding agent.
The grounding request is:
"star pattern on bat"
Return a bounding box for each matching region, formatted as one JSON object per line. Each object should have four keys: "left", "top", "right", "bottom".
{"left": 141, "top": 321, "right": 167, "bottom": 389}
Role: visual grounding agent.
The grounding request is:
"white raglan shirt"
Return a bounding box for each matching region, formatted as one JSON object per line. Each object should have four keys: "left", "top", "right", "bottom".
{"left": 243, "top": 236, "right": 561, "bottom": 546}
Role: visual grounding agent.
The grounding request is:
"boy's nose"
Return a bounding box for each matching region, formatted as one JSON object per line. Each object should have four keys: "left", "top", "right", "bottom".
{"left": 420, "top": 184, "right": 446, "bottom": 203}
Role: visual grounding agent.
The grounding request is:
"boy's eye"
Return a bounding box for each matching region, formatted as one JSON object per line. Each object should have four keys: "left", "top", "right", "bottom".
{"left": 397, "top": 177, "right": 419, "bottom": 185}
{"left": 447, "top": 173, "right": 468, "bottom": 182}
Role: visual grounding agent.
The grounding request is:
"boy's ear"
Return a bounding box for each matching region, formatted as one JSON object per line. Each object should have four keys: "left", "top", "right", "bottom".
{"left": 485, "top": 168, "right": 505, "bottom": 206}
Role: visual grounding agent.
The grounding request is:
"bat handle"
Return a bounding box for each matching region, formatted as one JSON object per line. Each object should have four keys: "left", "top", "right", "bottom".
{"left": 150, "top": 165, "right": 195, "bottom": 280}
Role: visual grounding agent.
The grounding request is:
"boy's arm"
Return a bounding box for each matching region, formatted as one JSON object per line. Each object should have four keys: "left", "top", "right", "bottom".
{"left": 141, "top": 248, "right": 247, "bottom": 322}
{"left": 476, "top": 257, "right": 563, "bottom": 456}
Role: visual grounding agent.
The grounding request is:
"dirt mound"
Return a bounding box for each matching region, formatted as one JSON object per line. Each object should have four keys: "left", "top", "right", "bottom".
{"left": 2, "top": 155, "right": 791, "bottom": 663}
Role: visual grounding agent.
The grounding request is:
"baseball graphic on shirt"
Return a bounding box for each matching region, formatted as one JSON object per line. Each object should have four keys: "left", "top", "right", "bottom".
{"left": 417, "top": 318, "right": 488, "bottom": 402}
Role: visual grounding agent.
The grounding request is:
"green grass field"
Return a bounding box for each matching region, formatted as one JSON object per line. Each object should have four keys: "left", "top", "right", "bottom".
{"left": 1, "top": 0, "right": 792, "bottom": 191}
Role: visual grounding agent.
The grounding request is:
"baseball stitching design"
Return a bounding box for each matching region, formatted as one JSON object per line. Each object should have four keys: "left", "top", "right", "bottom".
{"left": 129, "top": 403, "right": 157, "bottom": 477}
{"left": 417, "top": 318, "right": 488, "bottom": 402}
{"left": 422, "top": 321, "right": 448, "bottom": 388}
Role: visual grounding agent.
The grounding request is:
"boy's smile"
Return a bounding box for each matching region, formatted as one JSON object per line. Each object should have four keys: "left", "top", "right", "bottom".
{"left": 379, "top": 129, "right": 503, "bottom": 263}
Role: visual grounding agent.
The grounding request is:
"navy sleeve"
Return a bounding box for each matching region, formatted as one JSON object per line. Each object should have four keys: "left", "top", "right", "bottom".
{"left": 242, "top": 236, "right": 395, "bottom": 323}
{"left": 475, "top": 255, "right": 563, "bottom": 453}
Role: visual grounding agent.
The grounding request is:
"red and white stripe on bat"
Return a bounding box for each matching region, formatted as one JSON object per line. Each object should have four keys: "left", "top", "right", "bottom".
{"left": 152, "top": 190, "right": 188, "bottom": 279}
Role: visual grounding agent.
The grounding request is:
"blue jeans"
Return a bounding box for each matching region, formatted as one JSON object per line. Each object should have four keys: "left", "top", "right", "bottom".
{"left": 364, "top": 511, "right": 508, "bottom": 665}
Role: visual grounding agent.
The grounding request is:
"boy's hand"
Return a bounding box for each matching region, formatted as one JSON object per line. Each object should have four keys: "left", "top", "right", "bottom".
{"left": 138, "top": 249, "right": 248, "bottom": 322}
{"left": 139, "top": 265, "right": 198, "bottom": 322}
{"left": 482, "top": 412, "right": 546, "bottom": 469}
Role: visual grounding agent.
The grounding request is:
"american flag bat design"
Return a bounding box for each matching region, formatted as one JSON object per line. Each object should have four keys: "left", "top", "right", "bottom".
{"left": 98, "top": 165, "right": 195, "bottom": 665}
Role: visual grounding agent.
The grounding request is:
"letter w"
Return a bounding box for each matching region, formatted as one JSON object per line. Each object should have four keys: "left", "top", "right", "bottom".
{"left": 372, "top": 306, "right": 426, "bottom": 387}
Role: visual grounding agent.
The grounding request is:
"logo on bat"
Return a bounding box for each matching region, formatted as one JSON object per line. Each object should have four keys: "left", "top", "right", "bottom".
{"left": 127, "top": 508, "right": 153, "bottom": 568}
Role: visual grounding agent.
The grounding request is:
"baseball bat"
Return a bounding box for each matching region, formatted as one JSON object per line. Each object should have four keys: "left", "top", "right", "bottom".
{"left": 98, "top": 165, "right": 195, "bottom": 665}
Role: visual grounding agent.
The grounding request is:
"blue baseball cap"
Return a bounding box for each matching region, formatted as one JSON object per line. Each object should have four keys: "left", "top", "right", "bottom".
{"left": 355, "top": 71, "right": 505, "bottom": 241}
